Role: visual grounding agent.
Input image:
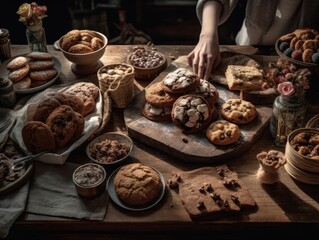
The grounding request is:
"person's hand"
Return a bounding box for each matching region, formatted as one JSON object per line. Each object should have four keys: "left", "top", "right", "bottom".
{"left": 187, "top": 33, "right": 221, "bottom": 80}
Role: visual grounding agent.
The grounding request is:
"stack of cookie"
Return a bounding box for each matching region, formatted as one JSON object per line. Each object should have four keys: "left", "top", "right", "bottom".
{"left": 6, "top": 52, "right": 58, "bottom": 90}
{"left": 60, "top": 29, "right": 104, "bottom": 53}
{"left": 143, "top": 67, "right": 219, "bottom": 133}
{"left": 22, "top": 82, "right": 100, "bottom": 154}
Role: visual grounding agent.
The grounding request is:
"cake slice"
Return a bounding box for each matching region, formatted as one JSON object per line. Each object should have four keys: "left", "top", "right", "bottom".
{"left": 225, "top": 65, "right": 264, "bottom": 91}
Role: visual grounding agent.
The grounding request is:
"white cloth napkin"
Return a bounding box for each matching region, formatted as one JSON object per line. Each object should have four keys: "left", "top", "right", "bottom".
{"left": 26, "top": 161, "right": 108, "bottom": 220}
{"left": 10, "top": 84, "right": 103, "bottom": 165}
{"left": 0, "top": 182, "right": 29, "bottom": 238}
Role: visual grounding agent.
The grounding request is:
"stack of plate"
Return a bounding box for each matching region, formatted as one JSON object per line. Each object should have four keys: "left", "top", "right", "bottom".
{"left": 284, "top": 128, "right": 319, "bottom": 184}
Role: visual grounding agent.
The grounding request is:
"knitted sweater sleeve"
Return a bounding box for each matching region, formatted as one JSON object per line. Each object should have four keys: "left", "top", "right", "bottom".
{"left": 196, "top": 0, "right": 239, "bottom": 26}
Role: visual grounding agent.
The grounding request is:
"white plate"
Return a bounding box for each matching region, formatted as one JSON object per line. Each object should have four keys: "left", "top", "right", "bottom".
{"left": 0, "top": 54, "right": 61, "bottom": 95}
{"left": 107, "top": 165, "right": 166, "bottom": 211}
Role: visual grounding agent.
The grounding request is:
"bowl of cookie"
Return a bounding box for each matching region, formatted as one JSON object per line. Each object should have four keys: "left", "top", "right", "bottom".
{"left": 127, "top": 46, "right": 167, "bottom": 81}
{"left": 57, "top": 29, "right": 108, "bottom": 75}
{"left": 284, "top": 128, "right": 319, "bottom": 184}
{"left": 86, "top": 132, "right": 133, "bottom": 167}
{"left": 275, "top": 28, "right": 319, "bottom": 71}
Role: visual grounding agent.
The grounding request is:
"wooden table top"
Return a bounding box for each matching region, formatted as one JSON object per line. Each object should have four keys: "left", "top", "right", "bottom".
{"left": 5, "top": 45, "right": 319, "bottom": 240}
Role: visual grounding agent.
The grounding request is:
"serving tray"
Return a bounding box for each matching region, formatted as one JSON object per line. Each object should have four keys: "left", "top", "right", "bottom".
{"left": 124, "top": 56, "right": 273, "bottom": 164}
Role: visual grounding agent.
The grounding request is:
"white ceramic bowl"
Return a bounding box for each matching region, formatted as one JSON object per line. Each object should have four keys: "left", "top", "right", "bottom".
{"left": 86, "top": 132, "right": 133, "bottom": 166}
{"left": 58, "top": 30, "right": 108, "bottom": 75}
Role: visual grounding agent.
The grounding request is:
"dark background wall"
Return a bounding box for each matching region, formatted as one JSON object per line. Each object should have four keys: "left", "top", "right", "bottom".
{"left": 1, "top": 0, "right": 246, "bottom": 45}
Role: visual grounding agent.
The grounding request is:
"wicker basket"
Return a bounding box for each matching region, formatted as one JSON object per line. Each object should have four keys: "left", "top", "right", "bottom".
{"left": 97, "top": 63, "right": 135, "bottom": 108}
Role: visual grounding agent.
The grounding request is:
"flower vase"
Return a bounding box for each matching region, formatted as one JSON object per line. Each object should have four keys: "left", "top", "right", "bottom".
{"left": 269, "top": 92, "right": 307, "bottom": 147}
{"left": 26, "top": 22, "right": 47, "bottom": 52}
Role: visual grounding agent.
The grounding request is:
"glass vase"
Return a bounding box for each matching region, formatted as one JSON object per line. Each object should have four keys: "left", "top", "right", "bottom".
{"left": 26, "top": 23, "right": 48, "bottom": 52}
{"left": 269, "top": 92, "right": 307, "bottom": 147}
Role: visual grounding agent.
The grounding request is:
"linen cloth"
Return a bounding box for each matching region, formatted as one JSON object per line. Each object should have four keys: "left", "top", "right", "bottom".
{"left": 0, "top": 182, "right": 29, "bottom": 238}
{"left": 26, "top": 161, "right": 108, "bottom": 219}
{"left": 0, "top": 161, "right": 108, "bottom": 239}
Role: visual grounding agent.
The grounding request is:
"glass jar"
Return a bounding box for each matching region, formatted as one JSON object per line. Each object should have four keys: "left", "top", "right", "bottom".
{"left": 0, "top": 77, "right": 16, "bottom": 108}
{"left": 26, "top": 23, "right": 48, "bottom": 52}
{"left": 0, "top": 28, "right": 11, "bottom": 63}
{"left": 269, "top": 92, "right": 307, "bottom": 147}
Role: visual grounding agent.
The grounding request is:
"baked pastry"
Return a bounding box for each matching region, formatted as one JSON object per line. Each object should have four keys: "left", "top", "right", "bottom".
{"left": 61, "top": 29, "right": 81, "bottom": 51}
{"left": 68, "top": 44, "right": 93, "bottom": 54}
{"left": 221, "top": 98, "right": 257, "bottom": 124}
{"left": 64, "top": 93, "right": 85, "bottom": 115}
{"left": 163, "top": 68, "right": 200, "bottom": 94}
{"left": 145, "top": 81, "right": 180, "bottom": 107}
{"left": 225, "top": 65, "right": 264, "bottom": 91}
{"left": 69, "top": 111, "right": 85, "bottom": 142}
{"left": 29, "top": 68, "right": 58, "bottom": 81}
{"left": 194, "top": 79, "right": 219, "bottom": 108}
{"left": 26, "top": 51, "right": 53, "bottom": 61}
{"left": 206, "top": 120, "right": 240, "bottom": 145}
{"left": 46, "top": 105, "right": 80, "bottom": 148}
{"left": 13, "top": 76, "right": 31, "bottom": 90}
{"left": 33, "top": 92, "right": 67, "bottom": 122}
{"left": 8, "top": 64, "right": 30, "bottom": 82}
{"left": 167, "top": 165, "right": 256, "bottom": 219}
{"left": 61, "top": 29, "right": 104, "bottom": 53}
{"left": 113, "top": 163, "right": 163, "bottom": 206}
{"left": 142, "top": 101, "right": 172, "bottom": 122}
{"left": 171, "top": 94, "right": 211, "bottom": 133}
{"left": 22, "top": 121, "right": 56, "bottom": 154}
{"left": 65, "top": 82, "right": 99, "bottom": 116}
{"left": 28, "top": 60, "right": 55, "bottom": 71}
{"left": 6, "top": 56, "right": 28, "bottom": 71}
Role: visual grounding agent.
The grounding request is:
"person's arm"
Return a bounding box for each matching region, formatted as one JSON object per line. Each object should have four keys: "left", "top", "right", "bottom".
{"left": 187, "top": 1, "right": 222, "bottom": 80}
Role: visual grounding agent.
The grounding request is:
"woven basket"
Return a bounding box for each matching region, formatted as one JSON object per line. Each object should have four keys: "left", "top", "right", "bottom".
{"left": 97, "top": 63, "right": 135, "bottom": 108}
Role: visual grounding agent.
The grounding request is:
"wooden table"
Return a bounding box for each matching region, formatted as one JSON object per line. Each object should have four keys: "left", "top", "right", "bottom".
{"left": 5, "top": 45, "right": 319, "bottom": 240}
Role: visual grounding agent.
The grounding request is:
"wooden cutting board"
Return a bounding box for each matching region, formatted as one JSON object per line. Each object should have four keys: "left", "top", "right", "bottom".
{"left": 124, "top": 56, "right": 273, "bottom": 164}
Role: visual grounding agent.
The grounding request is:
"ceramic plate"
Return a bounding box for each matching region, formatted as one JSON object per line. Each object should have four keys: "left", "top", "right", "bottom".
{"left": 0, "top": 54, "right": 61, "bottom": 94}
{"left": 107, "top": 165, "right": 165, "bottom": 211}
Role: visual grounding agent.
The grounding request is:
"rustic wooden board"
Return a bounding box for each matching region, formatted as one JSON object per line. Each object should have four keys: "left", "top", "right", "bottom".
{"left": 124, "top": 56, "right": 273, "bottom": 164}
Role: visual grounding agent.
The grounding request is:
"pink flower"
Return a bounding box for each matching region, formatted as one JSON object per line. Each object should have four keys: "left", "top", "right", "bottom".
{"left": 277, "top": 82, "right": 295, "bottom": 96}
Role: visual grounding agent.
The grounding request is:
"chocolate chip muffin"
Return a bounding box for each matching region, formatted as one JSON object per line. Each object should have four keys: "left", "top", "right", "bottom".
{"left": 113, "top": 163, "right": 163, "bottom": 206}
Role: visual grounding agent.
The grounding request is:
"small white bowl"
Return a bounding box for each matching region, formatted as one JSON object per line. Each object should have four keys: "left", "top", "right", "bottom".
{"left": 86, "top": 132, "right": 133, "bottom": 166}
{"left": 58, "top": 30, "right": 108, "bottom": 75}
{"left": 73, "top": 163, "right": 106, "bottom": 198}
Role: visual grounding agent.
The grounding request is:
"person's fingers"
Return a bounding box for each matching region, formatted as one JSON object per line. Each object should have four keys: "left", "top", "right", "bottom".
{"left": 204, "top": 54, "right": 213, "bottom": 80}
{"left": 187, "top": 52, "right": 194, "bottom": 68}
{"left": 192, "top": 55, "right": 199, "bottom": 76}
{"left": 198, "top": 55, "right": 207, "bottom": 79}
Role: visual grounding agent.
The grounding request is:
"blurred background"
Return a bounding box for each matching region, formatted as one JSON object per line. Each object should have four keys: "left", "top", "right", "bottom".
{"left": 2, "top": 0, "right": 247, "bottom": 45}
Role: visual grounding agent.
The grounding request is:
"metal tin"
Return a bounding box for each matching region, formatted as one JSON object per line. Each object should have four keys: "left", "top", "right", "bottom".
{"left": 0, "top": 77, "right": 16, "bottom": 108}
